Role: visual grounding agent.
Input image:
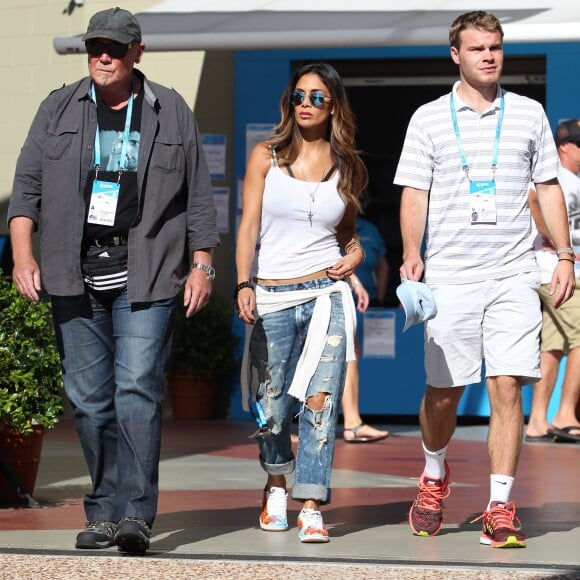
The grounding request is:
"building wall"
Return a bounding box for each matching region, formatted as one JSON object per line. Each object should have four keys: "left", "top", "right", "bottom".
{"left": 0, "top": 2, "right": 237, "bottom": 304}
{"left": 0, "top": 0, "right": 206, "bottom": 232}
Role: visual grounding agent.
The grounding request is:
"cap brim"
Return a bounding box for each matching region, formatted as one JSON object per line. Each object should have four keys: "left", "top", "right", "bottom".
{"left": 396, "top": 282, "right": 419, "bottom": 332}
{"left": 82, "top": 30, "right": 138, "bottom": 44}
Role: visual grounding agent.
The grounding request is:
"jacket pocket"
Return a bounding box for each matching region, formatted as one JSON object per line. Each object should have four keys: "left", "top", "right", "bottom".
{"left": 150, "top": 133, "right": 183, "bottom": 173}
{"left": 45, "top": 126, "right": 79, "bottom": 161}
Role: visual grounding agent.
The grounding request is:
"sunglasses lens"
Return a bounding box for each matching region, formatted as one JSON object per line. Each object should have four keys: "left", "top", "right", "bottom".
{"left": 109, "top": 44, "right": 128, "bottom": 58}
{"left": 290, "top": 91, "right": 305, "bottom": 106}
{"left": 85, "top": 41, "right": 101, "bottom": 55}
{"left": 85, "top": 41, "right": 129, "bottom": 58}
{"left": 310, "top": 92, "right": 326, "bottom": 108}
{"left": 290, "top": 90, "right": 328, "bottom": 108}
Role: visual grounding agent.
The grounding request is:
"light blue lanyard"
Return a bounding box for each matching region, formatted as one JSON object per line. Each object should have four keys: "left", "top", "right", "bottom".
{"left": 450, "top": 91, "right": 504, "bottom": 181}
{"left": 91, "top": 82, "right": 134, "bottom": 179}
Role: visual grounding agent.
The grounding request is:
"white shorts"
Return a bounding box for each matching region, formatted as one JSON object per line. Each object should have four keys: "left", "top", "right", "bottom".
{"left": 424, "top": 271, "right": 542, "bottom": 388}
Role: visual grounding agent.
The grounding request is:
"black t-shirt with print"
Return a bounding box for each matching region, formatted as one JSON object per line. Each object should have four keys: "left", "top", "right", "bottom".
{"left": 83, "top": 90, "right": 143, "bottom": 244}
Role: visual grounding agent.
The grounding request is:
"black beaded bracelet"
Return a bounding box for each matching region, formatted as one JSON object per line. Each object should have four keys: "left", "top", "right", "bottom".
{"left": 234, "top": 280, "right": 254, "bottom": 297}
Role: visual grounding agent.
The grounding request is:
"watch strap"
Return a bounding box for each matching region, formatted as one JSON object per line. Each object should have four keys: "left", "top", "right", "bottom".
{"left": 191, "top": 262, "right": 216, "bottom": 280}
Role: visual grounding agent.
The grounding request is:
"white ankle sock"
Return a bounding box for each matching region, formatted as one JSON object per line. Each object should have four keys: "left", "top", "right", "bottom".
{"left": 488, "top": 474, "right": 514, "bottom": 508}
{"left": 422, "top": 441, "right": 447, "bottom": 480}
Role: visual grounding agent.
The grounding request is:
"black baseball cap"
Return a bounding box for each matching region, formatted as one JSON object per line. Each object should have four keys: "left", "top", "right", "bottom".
{"left": 82, "top": 7, "right": 141, "bottom": 45}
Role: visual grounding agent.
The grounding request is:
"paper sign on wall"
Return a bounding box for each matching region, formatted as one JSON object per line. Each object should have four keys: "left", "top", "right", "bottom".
{"left": 362, "top": 310, "right": 396, "bottom": 359}
{"left": 202, "top": 134, "right": 226, "bottom": 180}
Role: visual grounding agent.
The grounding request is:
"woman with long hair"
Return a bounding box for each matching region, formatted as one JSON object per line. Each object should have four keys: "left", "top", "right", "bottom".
{"left": 235, "top": 62, "right": 367, "bottom": 543}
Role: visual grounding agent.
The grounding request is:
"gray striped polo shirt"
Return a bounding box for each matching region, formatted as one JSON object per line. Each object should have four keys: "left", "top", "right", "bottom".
{"left": 394, "top": 81, "right": 559, "bottom": 285}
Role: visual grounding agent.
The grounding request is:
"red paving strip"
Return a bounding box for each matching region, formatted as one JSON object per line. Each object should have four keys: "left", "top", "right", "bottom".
{"left": 0, "top": 499, "right": 84, "bottom": 531}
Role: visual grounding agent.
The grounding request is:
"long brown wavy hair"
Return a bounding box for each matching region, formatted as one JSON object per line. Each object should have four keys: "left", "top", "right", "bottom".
{"left": 269, "top": 62, "right": 367, "bottom": 212}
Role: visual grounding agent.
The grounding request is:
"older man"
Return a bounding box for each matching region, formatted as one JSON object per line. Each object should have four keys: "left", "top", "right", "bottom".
{"left": 8, "top": 8, "right": 219, "bottom": 554}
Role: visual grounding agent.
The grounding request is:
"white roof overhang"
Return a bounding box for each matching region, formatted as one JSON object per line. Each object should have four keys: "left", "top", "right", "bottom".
{"left": 53, "top": 1, "right": 580, "bottom": 54}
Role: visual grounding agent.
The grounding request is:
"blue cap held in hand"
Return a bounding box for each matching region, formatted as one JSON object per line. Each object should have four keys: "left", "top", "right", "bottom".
{"left": 395, "top": 279, "right": 437, "bottom": 332}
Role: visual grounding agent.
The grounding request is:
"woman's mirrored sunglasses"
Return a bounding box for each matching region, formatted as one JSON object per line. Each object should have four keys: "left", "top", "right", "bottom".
{"left": 85, "top": 40, "right": 134, "bottom": 58}
{"left": 290, "top": 90, "right": 330, "bottom": 109}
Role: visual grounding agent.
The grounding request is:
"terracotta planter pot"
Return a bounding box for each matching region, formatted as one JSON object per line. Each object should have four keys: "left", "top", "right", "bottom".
{"left": 166, "top": 372, "right": 222, "bottom": 420}
{"left": 0, "top": 423, "right": 44, "bottom": 506}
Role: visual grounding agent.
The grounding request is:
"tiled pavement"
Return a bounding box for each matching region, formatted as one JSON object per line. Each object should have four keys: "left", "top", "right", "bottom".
{"left": 0, "top": 419, "right": 578, "bottom": 579}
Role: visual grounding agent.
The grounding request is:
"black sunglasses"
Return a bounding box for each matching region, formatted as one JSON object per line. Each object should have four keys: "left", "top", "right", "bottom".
{"left": 85, "top": 40, "right": 134, "bottom": 58}
{"left": 290, "top": 90, "right": 330, "bottom": 109}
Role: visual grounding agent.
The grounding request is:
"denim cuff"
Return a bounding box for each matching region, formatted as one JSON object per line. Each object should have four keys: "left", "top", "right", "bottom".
{"left": 259, "top": 455, "right": 295, "bottom": 476}
{"left": 292, "top": 482, "right": 329, "bottom": 504}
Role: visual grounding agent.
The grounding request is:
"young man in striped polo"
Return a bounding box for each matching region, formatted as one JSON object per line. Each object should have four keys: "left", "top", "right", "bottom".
{"left": 394, "top": 10, "right": 575, "bottom": 548}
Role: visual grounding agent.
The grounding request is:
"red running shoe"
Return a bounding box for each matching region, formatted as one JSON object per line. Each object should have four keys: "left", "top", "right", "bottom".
{"left": 472, "top": 501, "right": 526, "bottom": 548}
{"left": 408, "top": 460, "right": 451, "bottom": 536}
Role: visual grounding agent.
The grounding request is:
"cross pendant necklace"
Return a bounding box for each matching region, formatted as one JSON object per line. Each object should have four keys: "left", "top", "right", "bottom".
{"left": 299, "top": 156, "right": 328, "bottom": 227}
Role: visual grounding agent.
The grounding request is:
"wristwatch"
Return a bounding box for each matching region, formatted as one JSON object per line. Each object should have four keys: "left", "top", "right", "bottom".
{"left": 191, "top": 262, "right": 216, "bottom": 280}
{"left": 556, "top": 247, "right": 576, "bottom": 259}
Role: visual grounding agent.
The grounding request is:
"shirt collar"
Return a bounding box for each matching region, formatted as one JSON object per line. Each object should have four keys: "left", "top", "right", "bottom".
{"left": 452, "top": 80, "right": 503, "bottom": 114}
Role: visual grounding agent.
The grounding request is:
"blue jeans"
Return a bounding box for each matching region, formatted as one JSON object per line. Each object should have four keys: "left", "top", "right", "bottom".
{"left": 250, "top": 278, "right": 347, "bottom": 504}
{"left": 51, "top": 288, "right": 176, "bottom": 526}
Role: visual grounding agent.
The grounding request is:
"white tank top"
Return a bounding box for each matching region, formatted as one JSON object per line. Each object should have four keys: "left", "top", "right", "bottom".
{"left": 257, "top": 155, "right": 346, "bottom": 279}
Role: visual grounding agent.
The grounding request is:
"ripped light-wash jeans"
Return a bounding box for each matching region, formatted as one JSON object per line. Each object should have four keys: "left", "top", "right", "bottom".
{"left": 250, "top": 277, "right": 347, "bottom": 504}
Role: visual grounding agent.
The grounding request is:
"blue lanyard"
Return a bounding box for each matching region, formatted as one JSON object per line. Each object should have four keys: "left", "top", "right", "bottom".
{"left": 450, "top": 91, "right": 504, "bottom": 181}
{"left": 91, "top": 82, "right": 134, "bottom": 179}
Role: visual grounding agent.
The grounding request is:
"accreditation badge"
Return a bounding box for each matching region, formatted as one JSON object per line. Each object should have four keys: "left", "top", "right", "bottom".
{"left": 469, "top": 180, "right": 497, "bottom": 224}
{"left": 87, "top": 180, "right": 120, "bottom": 226}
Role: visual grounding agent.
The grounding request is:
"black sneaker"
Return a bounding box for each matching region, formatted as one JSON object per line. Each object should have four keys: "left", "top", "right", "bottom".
{"left": 75, "top": 521, "right": 116, "bottom": 549}
{"left": 114, "top": 517, "right": 151, "bottom": 554}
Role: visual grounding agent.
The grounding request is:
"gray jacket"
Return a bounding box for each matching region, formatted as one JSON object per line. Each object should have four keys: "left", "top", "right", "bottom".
{"left": 9, "top": 70, "right": 220, "bottom": 302}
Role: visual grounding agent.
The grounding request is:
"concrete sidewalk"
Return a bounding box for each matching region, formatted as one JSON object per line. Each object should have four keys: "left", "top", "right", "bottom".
{"left": 0, "top": 419, "right": 578, "bottom": 579}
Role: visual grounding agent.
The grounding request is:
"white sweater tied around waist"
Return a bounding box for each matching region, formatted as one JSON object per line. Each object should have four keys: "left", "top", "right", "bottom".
{"left": 240, "top": 280, "right": 357, "bottom": 411}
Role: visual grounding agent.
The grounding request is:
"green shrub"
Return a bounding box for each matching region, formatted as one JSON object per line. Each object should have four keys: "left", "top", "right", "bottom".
{"left": 0, "top": 270, "right": 63, "bottom": 435}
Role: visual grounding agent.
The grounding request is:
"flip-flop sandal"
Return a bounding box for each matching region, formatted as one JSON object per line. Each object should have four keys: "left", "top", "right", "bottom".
{"left": 547, "top": 426, "right": 580, "bottom": 443}
{"left": 524, "top": 433, "right": 556, "bottom": 443}
{"left": 343, "top": 422, "right": 389, "bottom": 443}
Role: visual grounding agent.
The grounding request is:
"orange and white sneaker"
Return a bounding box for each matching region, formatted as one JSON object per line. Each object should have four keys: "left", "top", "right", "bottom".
{"left": 297, "top": 509, "right": 329, "bottom": 543}
{"left": 473, "top": 501, "right": 526, "bottom": 548}
{"left": 259, "top": 486, "right": 288, "bottom": 531}
{"left": 408, "top": 461, "right": 451, "bottom": 536}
